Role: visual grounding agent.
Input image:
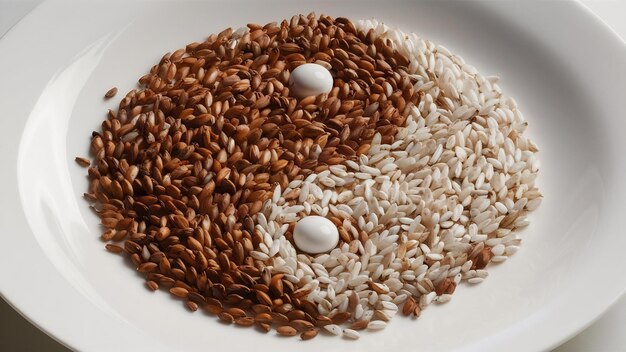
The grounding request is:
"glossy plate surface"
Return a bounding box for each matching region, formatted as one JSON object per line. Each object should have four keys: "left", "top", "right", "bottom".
{"left": 1, "top": 1, "right": 625, "bottom": 351}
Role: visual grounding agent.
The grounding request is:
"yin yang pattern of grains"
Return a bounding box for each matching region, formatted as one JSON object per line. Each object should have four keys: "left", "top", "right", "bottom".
{"left": 87, "top": 13, "right": 541, "bottom": 339}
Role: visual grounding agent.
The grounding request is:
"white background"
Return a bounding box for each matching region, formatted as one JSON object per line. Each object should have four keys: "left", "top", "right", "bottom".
{"left": 0, "top": 1, "right": 624, "bottom": 351}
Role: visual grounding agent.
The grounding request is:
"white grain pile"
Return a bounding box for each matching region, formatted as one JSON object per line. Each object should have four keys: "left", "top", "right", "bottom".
{"left": 250, "top": 19, "right": 541, "bottom": 338}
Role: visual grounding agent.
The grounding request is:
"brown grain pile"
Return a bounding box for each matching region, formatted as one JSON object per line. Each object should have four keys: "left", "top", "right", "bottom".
{"left": 84, "top": 13, "right": 416, "bottom": 339}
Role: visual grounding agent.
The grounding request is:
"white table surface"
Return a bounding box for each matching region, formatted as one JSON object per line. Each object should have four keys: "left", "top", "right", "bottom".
{"left": 1, "top": 1, "right": 625, "bottom": 351}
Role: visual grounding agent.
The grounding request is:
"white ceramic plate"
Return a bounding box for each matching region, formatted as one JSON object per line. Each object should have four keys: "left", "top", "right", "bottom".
{"left": 1, "top": 1, "right": 625, "bottom": 351}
